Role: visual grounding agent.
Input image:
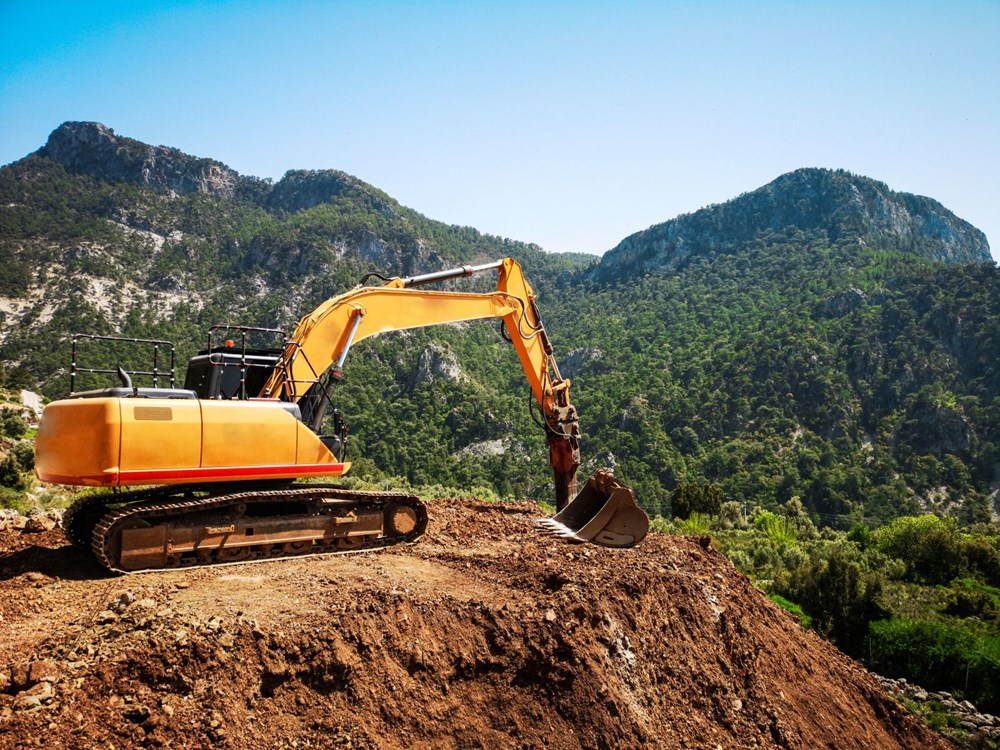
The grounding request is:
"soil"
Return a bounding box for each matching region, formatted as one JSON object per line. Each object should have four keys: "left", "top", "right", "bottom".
{"left": 0, "top": 499, "right": 950, "bottom": 750}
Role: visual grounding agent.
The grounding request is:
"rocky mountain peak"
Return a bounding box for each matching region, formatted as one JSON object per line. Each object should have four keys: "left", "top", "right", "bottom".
{"left": 268, "top": 169, "right": 401, "bottom": 219}
{"left": 591, "top": 168, "right": 991, "bottom": 282}
{"left": 37, "top": 121, "right": 239, "bottom": 199}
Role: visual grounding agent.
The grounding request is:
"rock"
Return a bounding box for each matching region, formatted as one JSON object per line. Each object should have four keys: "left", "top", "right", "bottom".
{"left": 961, "top": 700, "right": 976, "bottom": 712}
{"left": 10, "top": 663, "right": 29, "bottom": 690}
{"left": 560, "top": 348, "right": 604, "bottom": 378}
{"left": 23, "top": 515, "right": 56, "bottom": 533}
{"left": 113, "top": 592, "right": 136, "bottom": 612}
{"left": 27, "top": 660, "right": 60, "bottom": 685}
{"left": 825, "top": 288, "right": 868, "bottom": 317}
{"left": 40, "top": 122, "right": 239, "bottom": 199}
{"left": 410, "top": 343, "right": 464, "bottom": 389}
{"left": 456, "top": 439, "right": 508, "bottom": 458}
{"left": 95, "top": 610, "right": 118, "bottom": 624}
{"left": 912, "top": 689, "right": 928, "bottom": 701}
{"left": 589, "top": 168, "right": 991, "bottom": 285}
{"left": 25, "top": 681, "right": 54, "bottom": 702}
{"left": 12, "top": 693, "right": 42, "bottom": 711}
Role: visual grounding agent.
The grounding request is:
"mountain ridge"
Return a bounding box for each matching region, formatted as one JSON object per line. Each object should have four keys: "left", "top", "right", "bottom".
{"left": 591, "top": 167, "right": 991, "bottom": 282}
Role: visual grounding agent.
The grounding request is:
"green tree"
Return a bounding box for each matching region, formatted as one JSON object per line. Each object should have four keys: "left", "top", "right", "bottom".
{"left": 873, "top": 515, "right": 964, "bottom": 584}
{"left": 786, "top": 545, "right": 886, "bottom": 656}
{"left": 671, "top": 482, "right": 723, "bottom": 519}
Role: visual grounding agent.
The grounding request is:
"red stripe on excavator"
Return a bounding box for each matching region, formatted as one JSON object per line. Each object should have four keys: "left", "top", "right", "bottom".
{"left": 118, "top": 463, "right": 348, "bottom": 482}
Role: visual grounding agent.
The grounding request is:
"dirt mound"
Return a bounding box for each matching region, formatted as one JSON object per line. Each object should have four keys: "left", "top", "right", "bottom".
{"left": 0, "top": 499, "right": 947, "bottom": 749}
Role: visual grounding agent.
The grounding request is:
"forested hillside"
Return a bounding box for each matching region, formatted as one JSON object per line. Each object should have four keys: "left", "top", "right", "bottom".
{"left": 1, "top": 122, "right": 997, "bottom": 529}
{"left": 551, "top": 238, "right": 1000, "bottom": 525}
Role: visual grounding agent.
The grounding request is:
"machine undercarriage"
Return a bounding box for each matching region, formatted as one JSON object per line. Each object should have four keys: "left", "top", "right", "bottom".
{"left": 64, "top": 483, "right": 426, "bottom": 573}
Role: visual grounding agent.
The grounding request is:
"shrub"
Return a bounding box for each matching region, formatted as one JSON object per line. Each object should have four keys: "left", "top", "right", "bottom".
{"left": 944, "top": 578, "right": 1000, "bottom": 622}
{"left": 671, "top": 482, "right": 723, "bottom": 520}
{"left": 755, "top": 511, "right": 797, "bottom": 549}
{"left": 0, "top": 455, "right": 26, "bottom": 490}
{"left": 0, "top": 411, "right": 27, "bottom": 439}
{"left": 784, "top": 544, "right": 886, "bottom": 656}
{"left": 873, "top": 515, "right": 964, "bottom": 584}
{"left": 846, "top": 521, "right": 873, "bottom": 551}
{"left": 679, "top": 512, "right": 711, "bottom": 535}
{"left": 10, "top": 441, "right": 34, "bottom": 472}
{"left": 868, "top": 618, "right": 1000, "bottom": 713}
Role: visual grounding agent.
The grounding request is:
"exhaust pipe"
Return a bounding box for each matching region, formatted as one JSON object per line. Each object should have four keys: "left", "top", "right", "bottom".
{"left": 537, "top": 470, "right": 648, "bottom": 548}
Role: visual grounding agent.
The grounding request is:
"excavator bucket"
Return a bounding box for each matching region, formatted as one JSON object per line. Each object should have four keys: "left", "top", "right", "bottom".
{"left": 537, "top": 469, "right": 649, "bottom": 547}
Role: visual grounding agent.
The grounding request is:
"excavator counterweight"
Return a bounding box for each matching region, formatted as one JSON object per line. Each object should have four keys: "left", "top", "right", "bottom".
{"left": 37, "top": 258, "right": 648, "bottom": 572}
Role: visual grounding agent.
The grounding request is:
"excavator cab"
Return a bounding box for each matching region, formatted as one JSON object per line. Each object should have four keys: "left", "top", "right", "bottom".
{"left": 183, "top": 325, "right": 286, "bottom": 400}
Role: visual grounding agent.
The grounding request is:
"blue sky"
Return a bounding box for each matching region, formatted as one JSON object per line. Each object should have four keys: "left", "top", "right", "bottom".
{"left": 1, "top": 1, "right": 997, "bottom": 259}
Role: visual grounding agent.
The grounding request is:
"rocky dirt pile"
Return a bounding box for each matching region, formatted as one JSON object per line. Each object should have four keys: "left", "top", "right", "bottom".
{"left": 0, "top": 499, "right": 949, "bottom": 749}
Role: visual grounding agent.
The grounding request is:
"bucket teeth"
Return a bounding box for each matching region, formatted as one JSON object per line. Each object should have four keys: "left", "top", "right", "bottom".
{"left": 535, "top": 518, "right": 587, "bottom": 542}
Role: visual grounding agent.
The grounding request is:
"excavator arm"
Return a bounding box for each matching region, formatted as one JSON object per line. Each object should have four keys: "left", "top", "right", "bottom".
{"left": 260, "top": 258, "right": 584, "bottom": 508}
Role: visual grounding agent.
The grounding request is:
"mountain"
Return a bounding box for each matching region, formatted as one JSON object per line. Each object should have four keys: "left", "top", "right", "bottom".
{"left": 36, "top": 121, "right": 242, "bottom": 199}
{"left": 1, "top": 122, "right": 999, "bottom": 529}
{"left": 590, "top": 168, "right": 990, "bottom": 282}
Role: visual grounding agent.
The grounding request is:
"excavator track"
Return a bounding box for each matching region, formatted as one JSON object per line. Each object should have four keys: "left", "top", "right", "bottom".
{"left": 63, "top": 484, "right": 204, "bottom": 549}
{"left": 66, "top": 484, "right": 426, "bottom": 574}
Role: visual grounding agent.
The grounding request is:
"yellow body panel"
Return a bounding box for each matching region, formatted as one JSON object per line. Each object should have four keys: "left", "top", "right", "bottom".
{"left": 35, "top": 399, "right": 123, "bottom": 486}
{"left": 35, "top": 397, "right": 348, "bottom": 487}
{"left": 200, "top": 400, "right": 297, "bottom": 467}
{"left": 121, "top": 400, "right": 202, "bottom": 472}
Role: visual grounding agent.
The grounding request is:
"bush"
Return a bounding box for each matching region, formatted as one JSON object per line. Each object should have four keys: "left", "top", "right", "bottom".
{"left": 714, "top": 501, "right": 748, "bottom": 530}
{"left": 944, "top": 578, "right": 1000, "bottom": 622}
{"left": 755, "top": 511, "right": 797, "bottom": 549}
{"left": 963, "top": 536, "right": 1000, "bottom": 588}
{"left": 671, "top": 482, "right": 723, "bottom": 520}
{"left": 868, "top": 618, "right": 1000, "bottom": 713}
{"left": 679, "top": 512, "right": 711, "bottom": 535}
{"left": 0, "top": 411, "right": 27, "bottom": 439}
{"left": 769, "top": 593, "right": 813, "bottom": 628}
{"left": 0, "top": 486, "right": 31, "bottom": 512}
{"left": 784, "top": 544, "right": 886, "bottom": 656}
{"left": 873, "top": 515, "right": 964, "bottom": 584}
{"left": 846, "top": 521, "right": 873, "bottom": 551}
{"left": 0, "top": 455, "right": 26, "bottom": 490}
{"left": 10, "top": 441, "right": 34, "bottom": 472}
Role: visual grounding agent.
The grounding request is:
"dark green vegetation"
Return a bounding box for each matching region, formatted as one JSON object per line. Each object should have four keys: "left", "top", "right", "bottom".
{"left": 2, "top": 121, "right": 999, "bottom": 717}
{"left": 550, "top": 240, "right": 1000, "bottom": 526}
{"left": 697, "top": 506, "right": 1000, "bottom": 719}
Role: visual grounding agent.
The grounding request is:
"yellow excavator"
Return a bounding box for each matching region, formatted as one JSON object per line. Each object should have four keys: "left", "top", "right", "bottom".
{"left": 36, "top": 257, "right": 648, "bottom": 572}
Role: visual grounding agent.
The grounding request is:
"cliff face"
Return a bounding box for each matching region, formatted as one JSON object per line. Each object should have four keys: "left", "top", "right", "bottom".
{"left": 38, "top": 121, "right": 240, "bottom": 199}
{"left": 591, "top": 168, "right": 991, "bottom": 282}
